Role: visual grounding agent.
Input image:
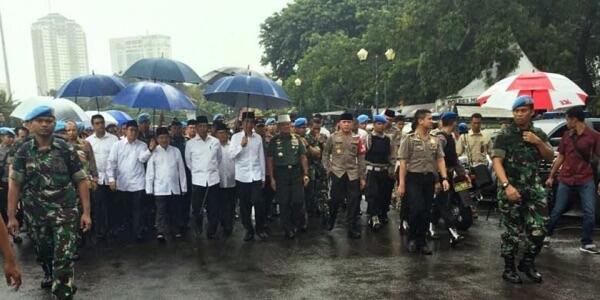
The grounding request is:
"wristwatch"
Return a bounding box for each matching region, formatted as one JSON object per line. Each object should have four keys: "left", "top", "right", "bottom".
{"left": 441, "top": 176, "right": 448, "bottom": 181}
{"left": 501, "top": 182, "right": 510, "bottom": 190}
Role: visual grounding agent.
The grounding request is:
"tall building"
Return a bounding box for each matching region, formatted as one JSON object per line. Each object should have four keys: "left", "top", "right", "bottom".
{"left": 109, "top": 35, "right": 172, "bottom": 74}
{"left": 31, "top": 13, "right": 89, "bottom": 95}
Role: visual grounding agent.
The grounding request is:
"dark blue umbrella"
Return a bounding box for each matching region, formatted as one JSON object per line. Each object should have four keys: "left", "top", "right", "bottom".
{"left": 122, "top": 58, "right": 202, "bottom": 84}
{"left": 204, "top": 74, "right": 291, "bottom": 110}
{"left": 113, "top": 81, "right": 196, "bottom": 111}
{"left": 56, "top": 73, "right": 126, "bottom": 110}
{"left": 106, "top": 110, "right": 134, "bottom": 125}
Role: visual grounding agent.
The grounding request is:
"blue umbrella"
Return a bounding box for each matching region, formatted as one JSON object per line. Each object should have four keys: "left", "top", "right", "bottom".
{"left": 204, "top": 74, "right": 291, "bottom": 110}
{"left": 122, "top": 58, "right": 202, "bottom": 84}
{"left": 105, "top": 110, "right": 133, "bottom": 125}
{"left": 56, "top": 73, "right": 126, "bottom": 110}
{"left": 113, "top": 81, "right": 196, "bottom": 111}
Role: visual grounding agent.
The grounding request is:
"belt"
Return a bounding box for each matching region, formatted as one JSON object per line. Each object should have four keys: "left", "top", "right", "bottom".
{"left": 407, "top": 171, "right": 434, "bottom": 176}
{"left": 276, "top": 164, "right": 299, "bottom": 169}
{"left": 366, "top": 165, "right": 386, "bottom": 172}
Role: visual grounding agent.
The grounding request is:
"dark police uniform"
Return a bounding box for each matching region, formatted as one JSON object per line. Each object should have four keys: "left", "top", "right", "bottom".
{"left": 365, "top": 131, "right": 393, "bottom": 230}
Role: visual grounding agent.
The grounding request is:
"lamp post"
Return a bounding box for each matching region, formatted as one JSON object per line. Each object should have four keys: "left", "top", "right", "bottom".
{"left": 357, "top": 48, "right": 396, "bottom": 114}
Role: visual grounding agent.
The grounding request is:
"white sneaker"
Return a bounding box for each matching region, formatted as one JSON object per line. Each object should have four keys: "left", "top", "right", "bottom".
{"left": 579, "top": 244, "right": 600, "bottom": 254}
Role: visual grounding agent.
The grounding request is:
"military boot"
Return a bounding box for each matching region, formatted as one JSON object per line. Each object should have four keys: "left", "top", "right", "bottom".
{"left": 518, "top": 254, "right": 543, "bottom": 283}
{"left": 41, "top": 264, "right": 53, "bottom": 289}
{"left": 448, "top": 227, "right": 464, "bottom": 247}
{"left": 502, "top": 256, "right": 522, "bottom": 284}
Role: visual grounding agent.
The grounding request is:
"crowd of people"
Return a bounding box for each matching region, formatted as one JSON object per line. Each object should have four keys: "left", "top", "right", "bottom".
{"left": 0, "top": 95, "right": 598, "bottom": 299}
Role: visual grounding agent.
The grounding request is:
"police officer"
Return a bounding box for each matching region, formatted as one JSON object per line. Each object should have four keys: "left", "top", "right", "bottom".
{"left": 365, "top": 115, "right": 393, "bottom": 231}
{"left": 398, "top": 109, "right": 449, "bottom": 254}
{"left": 322, "top": 112, "right": 366, "bottom": 239}
{"left": 267, "top": 115, "right": 310, "bottom": 239}
{"left": 7, "top": 106, "right": 92, "bottom": 299}
{"left": 492, "top": 96, "right": 554, "bottom": 284}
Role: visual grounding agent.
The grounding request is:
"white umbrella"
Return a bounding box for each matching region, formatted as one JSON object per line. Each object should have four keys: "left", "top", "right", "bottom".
{"left": 11, "top": 96, "right": 90, "bottom": 126}
{"left": 85, "top": 111, "right": 118, "bottom": 126}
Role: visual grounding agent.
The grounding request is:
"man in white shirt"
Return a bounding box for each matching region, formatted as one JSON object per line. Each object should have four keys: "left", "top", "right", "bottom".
{"left": 146, "top": 127, "right": 187, "bottom": 242}
{"left": 107, "top": 120, "right": 154, "bottom": 242}
{"left": 216, "top": 122, "right": 235, "bottom": 237}
{"left": 230, "top": 112, "right": 266, "bottom": 242}
{"left": 86, "top": 114, "right": 119, "bottom": 241}
{"left": 185, "top": 116, "right": 222, "bottom": 240}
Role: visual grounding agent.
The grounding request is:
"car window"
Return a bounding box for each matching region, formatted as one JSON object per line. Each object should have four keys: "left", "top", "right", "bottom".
{"left": 550, "top": 124, "right": 568, "bottom": 140}
{"left": 593, "top": 122, "right": 600, "bottom": 132}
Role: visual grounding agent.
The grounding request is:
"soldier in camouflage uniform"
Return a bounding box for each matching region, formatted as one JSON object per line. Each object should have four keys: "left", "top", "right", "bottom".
{"left": 491, "top": 96, "right": 554, "bottom": 284}
{"left": 7, "top": 106, "right": 92, "bottom": 300}
{"left": 306, "top": 118, "right": 329, "bottom": 226}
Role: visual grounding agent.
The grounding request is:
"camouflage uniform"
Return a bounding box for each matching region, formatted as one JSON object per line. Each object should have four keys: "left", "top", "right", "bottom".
{"left": 11, "top": 137, "right": 87, "bottom": 299}
{"left": 492, "top": 123, "right": 549, "bottom": 258}
{"left": 304, "top": 131, "right": 329, "bottom": 221}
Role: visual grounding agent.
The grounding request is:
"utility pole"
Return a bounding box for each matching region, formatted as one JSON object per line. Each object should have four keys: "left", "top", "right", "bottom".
{"left": 0, "top": 9, "right": 12, "bottom": 98}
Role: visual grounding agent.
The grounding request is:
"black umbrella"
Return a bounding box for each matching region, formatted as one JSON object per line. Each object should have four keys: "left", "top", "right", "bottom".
{"left": 122, "top": 57, "right": 202, "bottom": 84}
{"left": 201, "top": 66, "right": 270, "bottom": 85}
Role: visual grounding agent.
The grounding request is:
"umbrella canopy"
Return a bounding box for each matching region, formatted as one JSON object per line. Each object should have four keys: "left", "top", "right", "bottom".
{"left": 56, "top": 73, "right": 127, "bottom": 110}
{"left": 204, "top": 75, "right": 291, "bottom": 110}
{"left": 201, "top": 67, "right": 270, "bottom": 85}
{"left": 478, "top": 72, "right": 588, "bottom": 111}
{"left": 85, "top": 110, "right": 133, "bottom": 126}
{"left": 113, "top": 81, "right": 196, "bottom": 111}
{"left": 85, "top": 111, "right": 118, "bottom": 126}
{"left": 122, "top": 58, "right": 202, "bottom": 84}
{"left": 11, "top": 96, "right": 90, "bottom": 125}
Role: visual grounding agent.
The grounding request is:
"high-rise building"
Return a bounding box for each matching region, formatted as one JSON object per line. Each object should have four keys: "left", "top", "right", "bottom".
{"left": 109, "top": 35, "right": 172, "bottom": 74}
{"left": 31, "top": 13, "right": 89, "bottom": 95}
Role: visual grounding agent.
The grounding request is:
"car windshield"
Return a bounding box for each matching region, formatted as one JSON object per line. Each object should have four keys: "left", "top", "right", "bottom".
{"left": 533, "top": 119, "right": 566, "bottom": 136}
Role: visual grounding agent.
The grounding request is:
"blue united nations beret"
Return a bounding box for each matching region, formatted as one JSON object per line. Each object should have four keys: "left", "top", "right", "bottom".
{"left": 54, "top": 120, "right": 66, "bottom": 133}
{"left": 213, "top": 114, "right": 224, "bottom": 122}
{"left": 458, "top": 122, "right": 469, "bottom": 134}
{"left": 512, "top": 95, "right": 534, "bottom": 111}
{"left": 265, "top": 118, "right": 276, "bottom": 126}
{"left": 24, "top": 105, "right": 54, "bottom": 122}
{"left": 137, "top": 113, "right": 151, "bottom": 123}
{"left": 0, "top": 127, "right": 15, "bottom": 136}
{"left": 294, "top": 117, "right": 307, "bottom": 127}
{"left": 356, "top": 114, "right": 370, "bottom": 124}
{"left": 373, "top": 114, "right": 387, "bottom": 124}
{"left": 440, "top": 111, "right": 458, "bottom": 121}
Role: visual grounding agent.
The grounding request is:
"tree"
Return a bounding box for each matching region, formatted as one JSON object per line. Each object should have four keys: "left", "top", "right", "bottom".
{"left": 0, "top": 90, "right": 16, "bottom": 126}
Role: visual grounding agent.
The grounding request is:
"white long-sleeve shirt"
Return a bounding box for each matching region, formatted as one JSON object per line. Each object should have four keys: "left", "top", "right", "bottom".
{"left": 185, "top": 135, "right": 222, "bottom": 187}
{"left": 219, "top": 142, "right": 236, "bottom": 188}
{"left": 108, "top": 138, "right": 152, "bottom": 192}
{"left": 86, "top": 132, "right": 119, "bottom": 185}
{"left": 146, "top": 145, "right": 187, "bottom": 196}
{"left": 229, "top": 131, "right": 265, "bottom": 183}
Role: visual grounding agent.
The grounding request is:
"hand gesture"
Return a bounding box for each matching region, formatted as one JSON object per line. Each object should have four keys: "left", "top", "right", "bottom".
{"left": 149, "top": 138, "right": 157, "bottom": 151}
{"left": 522, "top": 131, "right": 542, "bottom": 145}
{"left": 241, "top": 135, "right": 249, "bottom": 147}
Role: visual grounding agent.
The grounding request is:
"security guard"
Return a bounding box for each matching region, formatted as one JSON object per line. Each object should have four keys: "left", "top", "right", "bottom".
{"left": 7, "top": 105, "right": 92, "bottom": 299}
{"left": 267, "top": 114, "right": 310, "bottom": 239}
{"left": 492, "top": 96, "right": 554, "bottom": 284}
{"left": 322, "top": 112, "right": 366, "bottom": 239}
{"left": 365, "top": 115, "right": 393, "bottom": 231}
{"left": 398, "top": 109, "right": 449, "bottom": 254}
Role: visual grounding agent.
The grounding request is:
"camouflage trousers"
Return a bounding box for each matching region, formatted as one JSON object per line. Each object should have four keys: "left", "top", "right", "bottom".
{"left": 29, "top": 221, "right": 78, "bottom": 299}
{"left": 498, "top": 184, "right": 548, "bottom": 257}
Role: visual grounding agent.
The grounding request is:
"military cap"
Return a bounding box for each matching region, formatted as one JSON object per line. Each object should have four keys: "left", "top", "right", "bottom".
{"left": 213, "top": 114, "right": 225, "bottom": 122}
{"left": 356, "top": 114, "right": 370, "bottom": 124}
{"left": 137, "top": 113, "right": 151, "bottom": 124}
{"left": 294, "top": 117, "right": 307, "bottom": 127}
{"left": 155, "top": 127, "right": 169, "bottom": 136}
{"left": 440, "top": 111, "right": 458, "bottom": 121}
{"left": 255, "top": 118, "right": 266, "bottom": 126}
{"left": 265, "top": 118, "right": 276, "bottom": 125}
{"left": 196, "top": 115, "right": 209, "bottom": 124}
{"left": 277, "top": 114, "right": 291, "bottom": 124}
{"left": 0, "top": 127, "right": 15, "bottom": 136}
{"left": 383, "top": 109, "right": 396, "bottom": 118}
{"left": 512, "top": 95, "right": 534, "bottom": 111}
{"left": 373, "top": 115, "right": 387, "bottom": 124}
{"left": 24, "top": 105, "right": 55, "bottom": 122}
{"left": 458, "top": 122, "right": 469, "bottom": 134}
{"left": 54, "top": 120, "right": 66, "bottom": 133}
{"left": 340, "top": 112, "right": 353, "bottom": 121}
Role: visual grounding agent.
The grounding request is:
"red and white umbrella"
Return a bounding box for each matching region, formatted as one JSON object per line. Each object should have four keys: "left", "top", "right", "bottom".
{"left": 478, "top": 72, "right": 588, "bottom": 111}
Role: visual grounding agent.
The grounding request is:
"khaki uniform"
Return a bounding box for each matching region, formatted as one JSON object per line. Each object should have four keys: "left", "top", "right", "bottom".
{"left": 398, "top": 132, "right": 445, "bottom": 246}
{"left": 322, "top": 132, "right": 366, "bottom": 235}
{"left": 456, "top": 130, "right": 492, "bottom": 166}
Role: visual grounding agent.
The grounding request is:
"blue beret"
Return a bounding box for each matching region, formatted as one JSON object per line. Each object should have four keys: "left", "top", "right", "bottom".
{"left": 24, "top": 105, "right": 54, "bottom": 122}
{"left": 356, "top": 114, "right": 370, "bottom": 124}
{"left": 265, "top": 118, "right": 276, "bottom": 125}
{"left": 137, "top": 113, "right": 151, "bottom": 123}
{"left": 440, "top": 111, "right": 458, "bottom": 121}
{"left": 294, "top": 117, "right": 307, "bottom": 127}
{"left": 213, "top": 114, "right": 224, "bottom": 122}
{"left": 54, "top": 121, "right": 66, "bottom": 133}
{"left": 373, "top": 115, "right": 387, "bottom": 124}
{"left": 0, "top": 127, "right": 15, "bottom": 136}
{"left": 458, "top": 123, "right": 469, "bottom": 134}
{"left": 512, "top": 95, "right": 534, "bottom": 111}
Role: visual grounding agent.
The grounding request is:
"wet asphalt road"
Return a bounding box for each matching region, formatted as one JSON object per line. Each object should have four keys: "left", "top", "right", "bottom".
{"left": 1, "top": 206, "right": 600, "bottom": 300}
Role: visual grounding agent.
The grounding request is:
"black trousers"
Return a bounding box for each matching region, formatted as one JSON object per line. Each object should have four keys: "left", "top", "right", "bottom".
{"left": 381, "top": 176, "right": 395, "bottom": 218}
{"left": 155, "top": 195, "right": 183, "bottom": 235}
{"left": 116, "top": 191, "right": 144, "bottom": 239}
{"left": 330, "top": 174, "right": 361, "bottom": 232}
{"left": 263, "top": 175, "right": 276, "bottom": 219}
{"left": 219, "top": 187, "right": 236, "bottom": 233}
{"left": 182, "top": 168, "right": 192, "bottom": 229}
{"left": 237, "top": 180, "right": 265, "bottom": 234}
{"left": 434, "top": 188, "right": 458, "bottom": 229}
{"left": 405, "top": 172, "right": 435, "bottom": 246}
{"left": 366, "top": 170, "right": 388, "bottom": 217}
{"left": 92, "top": 185, "right": 112, "bottom": 238}
{"left": 191, "top": 184, "right": 219, "bottom": 234}
{"left": 275, "top": 166, "right": 305, "bottom": 233}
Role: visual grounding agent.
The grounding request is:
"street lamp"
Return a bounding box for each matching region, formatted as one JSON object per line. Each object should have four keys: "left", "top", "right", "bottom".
{"left": 294, "top": 78, "right": 302, "bottom": 86}
{"left": 357, "top": 48, "right": 396, "bottom": 114}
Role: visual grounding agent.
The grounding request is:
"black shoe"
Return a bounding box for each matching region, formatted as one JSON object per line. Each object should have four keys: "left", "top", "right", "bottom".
{"left": 257, "top": 232, "right": 268, "bottom": 241}
{"left": 243, "top": 231, "right": 254, "bottom": 242}
{"left": 502, "top": 256, "right": 523, "bottom": 284}
{"left": 518, "top": 256, "right": 543, "bottom": 283}
{"left": 156, "top": 234, "right": 166, "bottom": 243}
{"left": 41, "top": 264, "right": 53, "bottom": 289}
{"left": 206, "top": 233, "right": 218, "bottom": 240}
{"left": 285, "top": 231, "right": 296, "bottom": 240}
{"left": 299, "top": 226, "right": 308, "bottom": 233}
{"left": 421, "top": 244, "right": 433, "bottom": 255}
{"left": 348, "top": 230, "right": 361, "bottom": 239}
{"left": 12, "top": 235, "right": 22, "bottom": 244}
{"left": 449, "top": 228, "right": 464, "bottom": 247}
{"left": 407, "top": 240, "right": 417, "bottom": 253}
{"left": 174, "top": 233, "right": 183, "bottom": 239}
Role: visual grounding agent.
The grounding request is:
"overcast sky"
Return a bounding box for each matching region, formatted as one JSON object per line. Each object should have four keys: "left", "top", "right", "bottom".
{"left": 0, "top": 0, "right": 292, "bottom": 99}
